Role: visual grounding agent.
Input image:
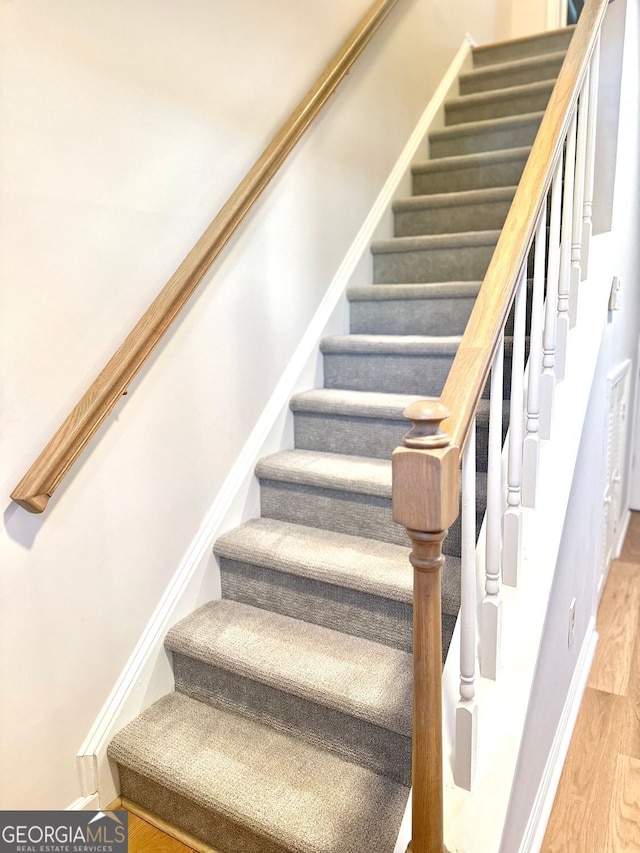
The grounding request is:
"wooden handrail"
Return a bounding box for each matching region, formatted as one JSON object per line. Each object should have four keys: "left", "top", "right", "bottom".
{"left": 11, "top": 0, "right": 400, "bottom": 513}
{"left": 440, "top": 0, "right": 608, "bottom": 454}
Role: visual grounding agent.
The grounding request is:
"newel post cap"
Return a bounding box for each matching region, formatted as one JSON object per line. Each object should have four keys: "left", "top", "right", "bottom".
{"left": 403, "top": 399, "right": 450, "bottom": 449}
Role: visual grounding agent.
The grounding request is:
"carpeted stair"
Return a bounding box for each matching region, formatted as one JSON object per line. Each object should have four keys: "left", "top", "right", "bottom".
{"left": 109, "top": 27, "right": 572, "bottom": 853}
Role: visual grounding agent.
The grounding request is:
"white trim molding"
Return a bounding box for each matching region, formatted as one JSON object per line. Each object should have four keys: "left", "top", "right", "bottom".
{"left": 517, "top": 620, "right": 598, "bottom": 853}
{"left": 615, "top": 509, "right": 632, "bottom": 560}
{"left": 67, "top": 794, "right": 100, "bottom": 811}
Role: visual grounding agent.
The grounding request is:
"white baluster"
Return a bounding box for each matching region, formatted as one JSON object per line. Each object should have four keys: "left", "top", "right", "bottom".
{"left": 503, "top": 267, "right": 527, "bottom": 587}
{"left": 569, "top": 71, "right": 590, "bottom": 327}
{"left": 454, "top": 417, "right": 477, "bottom": 791}
{"left": 481, "top": 332, "right": 504, "bottom": 680}
{"left": 539, "top": 155, "right": 563, "bottom": 440}
{"left": 582, "top": 35, "right": 600, "bottom": 278}
{"left": 522, "top": 203, "right": 547, "bottom": 508}
{"left": 556, "top": 110, "right": 577, "bottom": 382}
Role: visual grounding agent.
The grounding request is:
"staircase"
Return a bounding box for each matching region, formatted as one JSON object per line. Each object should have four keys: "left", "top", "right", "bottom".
{"left": 108, "top": 27, "right": 573, "bottom": 853}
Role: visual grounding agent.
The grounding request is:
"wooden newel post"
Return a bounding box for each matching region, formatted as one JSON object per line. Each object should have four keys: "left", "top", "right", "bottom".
{"left": 392, "top": 399, "right": 460, "bottom": 853}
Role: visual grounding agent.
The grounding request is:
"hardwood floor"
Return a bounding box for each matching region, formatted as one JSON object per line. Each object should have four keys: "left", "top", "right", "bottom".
{"left": 588, "top": 561, "right": 640, "bottom": 696}
{"left": 107, "top": 797, "right": 199, "bottom": 853}
{"left": 542, "top": 514, "right": 640, "bottom": 852}
{"left": 128, "top": 812, "right": 196, "bottom": 853}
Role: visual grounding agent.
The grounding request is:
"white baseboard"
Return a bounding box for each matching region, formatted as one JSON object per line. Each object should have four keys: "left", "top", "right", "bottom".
{"left": 67, "top": 794, "right": 100, "bottom": 811}
{"left": 615, "top": 508, "right": 632, "bottom": 559}
{"left": 77, "top": 33, "right": 474, "bottom": 809}
{"left": 517, "top": 620, "right": 598, "bottom": 853}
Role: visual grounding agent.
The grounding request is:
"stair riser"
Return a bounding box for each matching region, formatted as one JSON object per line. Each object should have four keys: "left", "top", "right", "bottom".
{"left": 460, "top": 60, "right": 564, "bottom": 95}
{"left": 350, "top": 296, "right": 476, "bottom": 335}
{"left": 351, "top": 272, "right": 533, "bottom": 336}
{"left": 413, "top": 156, "right": 528, "bottom": 195}
{"left": 394, "top": 198, "right": 512, "bottom": 236}
{"left": 220, "top": 557, "right": 413, "bottom": 651}
{"left": 221, "top": 559, "right": 456, "bottom": 664}
{"left": 373, "top": 242, "right": 496, "bottom": 283}
{"left": 294, "top": 412, "right": 408, "bottom": 460}
{"left": 118, "top": 767, "right": 290, "bottom": 853}
{"left": 445, "top": 88, "right": 553, "bottom": 126}
{"left": 171, "top": 652, "right": 411, "bottom": 787}
{"left": 430, "top": 119, "right": 541, "bottom": 158}
{"left": 293, "top": 411, "right": 496, "bottom": 473}
{"left": 324, "top": 352, "right": 453, "bottom": 396}
{"left": 323, "top": 350, "right": 515, "bottom": 398}
{"left": 472, "top": 31, "right": 573, "bottom": 67}
{"left": 259, "top": 477, "right": 482, "bottom": 555}
{"left": 260, "top": 479, "right": 405, "bottom": 546}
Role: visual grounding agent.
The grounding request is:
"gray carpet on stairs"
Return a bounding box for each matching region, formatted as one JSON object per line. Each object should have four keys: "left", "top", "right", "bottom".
{"left": 445, "top": 79, "right": 555, "bottom": 125}
{"left": 412, "top": 146, "right": 531, "bottom": 194}
{"left": 459, "top": 51, "right": 565, "bottom": 94}
{"left": 429, "top": 111, "right": 544, "bottom": 158}
{"left": 393, "top": 187, "right": 516, "bottom": 235}
{"left": 108, "top": 30, "right": 571, "bottom": 853}
{"left": 372, "top": 229, "right": 501, "bottom": 282}
{"left": 111, "top": 693, "right": 409, "bottom": 853}
{"left": 166, "top": 599, "right": 413, "bottom": 784}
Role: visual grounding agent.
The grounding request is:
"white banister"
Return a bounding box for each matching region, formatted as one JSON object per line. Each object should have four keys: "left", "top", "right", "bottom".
{"left": 569, "top": 70, "right": 590, "bottom": 326}
{"left": 556, "top": 110, "right": 577, "bottom": 382}
{"left": 582, "top": 34, "right": 600, "bottom": 277}
{"left": 503, "top": 267, "right": 527, "bottom": 587}
{"left": 522, "top": 202, "right": 548, "bottom": 508}
{"left": 480, "top": 330, "right": 504, "bottom": 680}
{"left": 454, "top": 416, "right": 478, "bottom": 791}
{"left": 540, "top": 155, "right": 564, "bottom": 440}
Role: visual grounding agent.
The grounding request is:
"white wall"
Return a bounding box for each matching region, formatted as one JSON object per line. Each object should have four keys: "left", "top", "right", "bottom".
{"left": 0, "top": 0, "right": 513, "bottom": 810}
{"left": 509, "top": 0, "right": 569, "bottom": 40}
{"left": 502, "top": 0, "right": 640, "bottom": 846}
{"left": 510, "top": 0, "right": 549, "bottom": 37}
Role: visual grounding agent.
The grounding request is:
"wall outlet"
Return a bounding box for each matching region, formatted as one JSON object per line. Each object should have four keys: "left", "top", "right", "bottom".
{"left": 568, "top": 597, "right": 577, "bottom": 647}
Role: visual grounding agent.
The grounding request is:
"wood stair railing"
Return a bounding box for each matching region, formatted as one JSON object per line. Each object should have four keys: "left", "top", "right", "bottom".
{"left": 392, "top": 1, "right": 609, "bottom": 851}
{"left": 10, "top": 0, "right": 400, "bottom": 514}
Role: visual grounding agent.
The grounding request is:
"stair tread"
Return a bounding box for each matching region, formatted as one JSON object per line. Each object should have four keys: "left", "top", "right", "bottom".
{"left": 412, "top": 145, "right": 531, "bottom": 174}
{"left": 257, "top": 448, "right": 488, "bottom": 506}
{"left": 215, "top": 517, "right": 413, "bottom": 602}
{"left": 320, "top": 334, "right": 462, "bottom": 355}
{"left": 371, "top": 229, "right": 501, "bottom": 254}
{"left": 291, "top": 387, "right": 494, "bottom": 424}
{"left": 348, "top": 282, "right": 482, "bottom": 301}
{"left": 460, "top": 49, "right": 566, "bottom": 83}
{"left": 472, "top": 25, "right": 574, "bottom": 62}
{"left": 109, "top": 692, "right": 409, "bottom": 853}
{"left": 166, "top": 599, "right": 412, "bottom": 735}
{"left": 256, "top": 449, "right": 393, "bottom": 498}
{"left": 446, "top": 78, "right": 555, "bottom": 109}
{"left": 291, "top": 388, "right": 421, "bottom": 419}
{"left": 393, "top": 186, "right": 516, "bottom": 212}
{"left": 430, "top": 110, "right": 544, "bottom": 140}
{"left": 350, "top": 279, "right": 535, "bottom": 301}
